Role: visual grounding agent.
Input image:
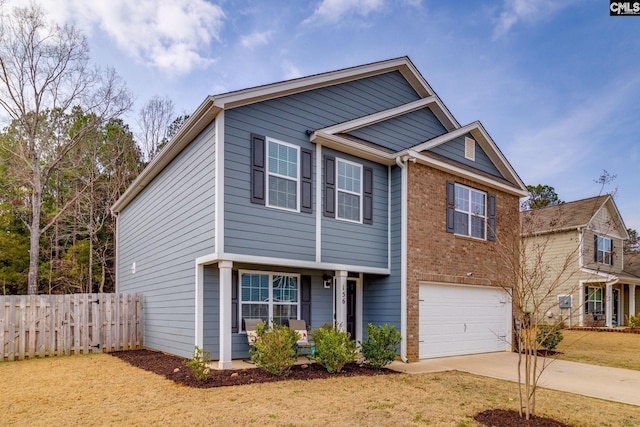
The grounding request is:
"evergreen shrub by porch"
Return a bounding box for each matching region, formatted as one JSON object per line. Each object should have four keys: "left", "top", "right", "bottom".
{"left": 627, "top": 313, "right": 640, "bottom": 329}
{"left": 536, "top": 324, "right": 563, "bottom": 351}
{"left": 310, "top": 323, "right": 357, "bottom": 373}
{"left": 361, "top": 323, "right": 402, "bottom": 369}
{"left": 250, "top": 322, "right": 299, "bottom": 376}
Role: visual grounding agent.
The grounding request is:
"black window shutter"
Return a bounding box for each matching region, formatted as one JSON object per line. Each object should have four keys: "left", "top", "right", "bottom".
{"left": 231, "top": 269, "right": 239, "bottom": 333}
{"left": 610, "top": 240, "right": 614, "bottom": 265}
{"left": 594, "top": 235, "right": 598, "bottom": 263}
{"left": 446, "top": 180, "right": 455, "bottom": 233}
{"left": 488, "top": 194, "right": 496, "bottom": 241}
{"left": 363, "top": 166, "right": 373, "bottom": 224}
{"left": 324, "top": 156, "right": 336, "bottom": 217}
{"left": 300, "top": 275, "right": 312, "bottom": 326}
{"left": 250, "top": 133, "right": 266, "bottom": 205}
{"left": 300, "top": 148, "right": 313, "bottom": 213}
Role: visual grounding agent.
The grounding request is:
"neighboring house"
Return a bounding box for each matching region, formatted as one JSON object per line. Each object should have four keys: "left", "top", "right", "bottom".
{"left": 112, "top": 57, "right": 527, "bottom": 367}
{"left": 521, "top": 195, "right": 640, "bottom": 328}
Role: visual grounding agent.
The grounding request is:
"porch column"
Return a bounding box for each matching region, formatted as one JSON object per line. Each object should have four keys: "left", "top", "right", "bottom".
{"left": 630, "top": 285, "right": 637, "bottom": 317}
{"left": 605, "top": 282, "right": 613, "bottom": 328}
{"left": 218, "top": 260, "right": 233, "bottom": 369}
{"left": 335, "top": 270, "right": 348, "bottom": 330}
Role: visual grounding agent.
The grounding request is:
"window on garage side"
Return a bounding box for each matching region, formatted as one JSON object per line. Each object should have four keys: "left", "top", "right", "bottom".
{"left": 240, "top": 271, "right": 299, "bottom": 330}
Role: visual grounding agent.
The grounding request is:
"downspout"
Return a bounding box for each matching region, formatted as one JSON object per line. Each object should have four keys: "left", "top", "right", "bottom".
{"left": 396, "top": 155, "right": 409, "bottom": 363}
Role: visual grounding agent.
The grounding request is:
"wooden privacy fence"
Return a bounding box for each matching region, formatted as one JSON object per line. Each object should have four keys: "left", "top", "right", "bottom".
{"left": 0, "top": 293, "right": 143, "bottom": 361}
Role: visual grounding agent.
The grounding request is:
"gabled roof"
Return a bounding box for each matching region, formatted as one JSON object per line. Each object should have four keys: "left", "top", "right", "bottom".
{"left": 521, "top": 195, "right": 629, "bottom": 238}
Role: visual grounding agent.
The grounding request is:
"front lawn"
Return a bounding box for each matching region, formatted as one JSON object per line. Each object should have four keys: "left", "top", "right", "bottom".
{"left": 556, "top": 329, "right": 640, "bottom": 371}
{"left": 1, "top": 353, "right": 638, "bottom": 426}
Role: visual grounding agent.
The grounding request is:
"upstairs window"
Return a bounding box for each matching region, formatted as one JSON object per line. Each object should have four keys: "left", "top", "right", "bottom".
{"left": 454, "top": 184, "right": 486, "bottom": 239}
{"left": 595, "top": 236, "right": 613, "bottom": 265}
{"left": 337, "top": 159, "right": 362, "bottom": 222}
{"left": 267, "top": 139, "right": 299, "bottom": 211}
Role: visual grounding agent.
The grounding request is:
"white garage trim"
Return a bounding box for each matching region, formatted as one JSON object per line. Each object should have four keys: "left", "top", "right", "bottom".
{"left": 419, "top": 282, "right": 512, "bottom": 359}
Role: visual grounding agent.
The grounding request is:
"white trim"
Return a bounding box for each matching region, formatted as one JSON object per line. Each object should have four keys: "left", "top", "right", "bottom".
{"left": 396, "top": 156, "right": 409, "bottom": 362}
{"left": 215, "top": 112, "right": 225, "bottom": 254}
{"left": 630, "top": 284, "right": 636, "bottom": 317}
{"left": 114, "top": 214, "right": 119, "bottom": 293}
{"left": 265, "top": 137, "right": 301, "bottom": 212}
{"left": 387, "top": 165, "right": 392, "bottom": 271}
{"left": 407, "top": 149, "right": 528, "bottom": 196}
{"left": 335, "top": 271, "right": 348, "bottom": 329}
{"left": 315, "top": 144, "right": 322, "bottom": 263}
{"left": 195, "top": 263, "right": 204, "bottom": 349}
{"left": 195, "top": 252, "right": 390, "bottom": 275}
{"left": 335, "top": 157, "right": 363, "bottom": 223}
{"left": 218, "top": 260, "right": 233, "bottom": 369}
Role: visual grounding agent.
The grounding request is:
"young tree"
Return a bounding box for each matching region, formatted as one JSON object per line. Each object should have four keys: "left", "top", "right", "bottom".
{"left": 0, "top": 4, "right": 132, "bottom": 294}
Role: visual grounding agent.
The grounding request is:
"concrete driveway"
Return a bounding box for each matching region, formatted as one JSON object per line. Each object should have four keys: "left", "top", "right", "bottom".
{"left": 389, "top": 352, "right": 640, "bottom": 407}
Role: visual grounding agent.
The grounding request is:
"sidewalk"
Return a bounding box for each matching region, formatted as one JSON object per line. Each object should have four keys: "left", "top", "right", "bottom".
{"left": 389, "top": 352, "right": 640, "bottom": 407}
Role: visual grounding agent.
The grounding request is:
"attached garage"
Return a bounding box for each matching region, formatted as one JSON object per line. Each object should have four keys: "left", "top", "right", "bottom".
{"left": 419, "top": 282, "right": 512, "bottom": 359}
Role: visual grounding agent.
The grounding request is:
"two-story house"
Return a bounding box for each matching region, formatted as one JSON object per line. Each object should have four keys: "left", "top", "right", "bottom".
{"left": 112, "top": 57, "right": 527, "bottom": 367}
{"left": 521, "top": 195, "right": 640, "bottom": 328}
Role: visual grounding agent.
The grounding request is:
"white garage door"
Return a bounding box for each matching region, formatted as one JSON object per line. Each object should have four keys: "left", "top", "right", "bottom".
{"left": 419, "top": 283, "right": 511, "bottom": 359}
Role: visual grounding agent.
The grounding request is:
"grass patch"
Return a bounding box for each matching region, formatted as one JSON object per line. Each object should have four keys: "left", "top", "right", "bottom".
{"left": 0, "top": 353, "right": 639, "bottom": 426}
{"left": 556, "top": 330, "right": 640, "bottom": 371}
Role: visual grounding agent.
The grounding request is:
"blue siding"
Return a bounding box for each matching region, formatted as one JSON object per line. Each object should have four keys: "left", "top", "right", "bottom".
{"left": 203, "top": 265, "right": 219, "bottom": 355}
{"left": 224, "top": 71, "right": 412, "bottom": 263}
{"left": 429, "top": 134, "right": 502, "bottom": 177}
{"left": 363, "top": 165, "right": 402, "bottom": 330}
{"left": 348, "top": 108, "right": 447, "bottom": 151}
{"left": 321, "top": 149, "right": 388, "bottom": 268}
{"left": 117, "top": 121, "right": 216, "bottom": 358}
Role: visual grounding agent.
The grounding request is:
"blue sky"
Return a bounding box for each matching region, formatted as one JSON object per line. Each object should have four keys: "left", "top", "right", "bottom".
{"left": 18, "top": 0, "right": 640, "bottom": 231}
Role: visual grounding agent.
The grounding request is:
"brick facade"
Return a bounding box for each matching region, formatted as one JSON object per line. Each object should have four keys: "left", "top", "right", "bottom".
{"left": 405, "top": 162, "right": 520, "bottom": 360}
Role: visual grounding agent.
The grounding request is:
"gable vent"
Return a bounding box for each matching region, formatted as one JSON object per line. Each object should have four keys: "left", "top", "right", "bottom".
{"left": 464, "top": 137, "right": 476, "bottom": 161}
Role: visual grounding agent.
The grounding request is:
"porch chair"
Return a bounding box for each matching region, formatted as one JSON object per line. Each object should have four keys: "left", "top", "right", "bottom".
{"left": 243, "top": 318, "right": 264, "bottom": 364}
{"left": 288, "top": 319, "right": 313, "bottom": 356}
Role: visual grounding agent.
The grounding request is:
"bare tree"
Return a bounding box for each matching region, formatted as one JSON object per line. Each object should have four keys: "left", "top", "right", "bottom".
{"left": 138, "top": 95, "right": 175, "bottom": 162}
{"left": 0, "top": 4, "right": 132, "bottom": 294}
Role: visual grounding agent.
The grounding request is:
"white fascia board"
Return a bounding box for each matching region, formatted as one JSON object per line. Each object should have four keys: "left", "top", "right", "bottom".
{"left": 406, "top": 149, "right": 529, "bottom": 197}
{"left": 310, "top": 132, "right": 396, "bottom": 165}
{"left": 195, "top": 252, "right": 390, "bottom": 275}
{"left": 112, "top": 96, "right": 221, "bottom": 213}
{"left": 212, "top": 57, "right": 432, "bottom": 110}
{"left": 403, "top": 121, "right": 527, "bottom": 193}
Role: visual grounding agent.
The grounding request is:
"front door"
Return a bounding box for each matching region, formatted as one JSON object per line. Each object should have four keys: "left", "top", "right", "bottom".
{"left": 613, "top": 288, "right": 620, "bottom": 326}
{"left": 346, "top": 279, "right": 357, "bottom": 339}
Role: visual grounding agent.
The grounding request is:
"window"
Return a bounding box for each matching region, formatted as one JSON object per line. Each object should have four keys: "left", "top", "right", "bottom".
{"left": 595, "top": 236, "right": 613, "bottom": 265}
{"left": 453, "top": 183, "right": 487, "bottom": 239}
{"left": 267, "top": 138, "right": 299, "bottom": 211}
{"left": 584, "top": 286, "right": 604, "bottom": 316}
{"left": 240, "top": 271, "right": 299, "bottom": 329}
{"left": 337, "top": 159, "right": 362, "bottom": 222}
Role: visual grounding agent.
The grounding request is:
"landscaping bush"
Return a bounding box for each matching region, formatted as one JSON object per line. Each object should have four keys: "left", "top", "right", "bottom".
{"left": 183, "top": 346, "right": 211, "bottom": 381}
{"left": 627, "top": 313, "right": 640, "bottom": 329}
{"left": 536, "top": 324, "right": 563, "bottom": 351}
{"left": 310, "top": 323, "right": 357, "bottom": 373}
{"left": 250, "top": 322, "right": 299, "bottom": 376}
{"left": 360, "top": 323, "right": 401, "bottom": 369}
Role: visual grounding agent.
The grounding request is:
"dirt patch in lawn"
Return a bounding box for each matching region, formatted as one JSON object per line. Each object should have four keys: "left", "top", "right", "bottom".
{"left": 111, "top": 349, "right": 398, "bottom": 388}
{"left": 474, "top": 409, "right": 572, "bottom": 427}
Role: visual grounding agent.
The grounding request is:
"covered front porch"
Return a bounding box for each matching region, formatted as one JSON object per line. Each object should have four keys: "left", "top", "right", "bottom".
{"left": 581, "top": 272, "right": 640, "bottom": 327}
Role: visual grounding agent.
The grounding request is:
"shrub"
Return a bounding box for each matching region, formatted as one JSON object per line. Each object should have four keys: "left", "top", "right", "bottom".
{"left": 310, "top": 323, "right": 357, "bottom": 373}
{"left": 183, "top": 346, "right": 211, "bottom": 381}
{"left": 250, "top": 322, "right": 299, "bottom": 376}
{"left": 627, "top": 313, "right": 640, "bottom": 329}
{"left": 361, "top": 323, "right": 402, "bottom": 369}
{"left": 536, "top": 325, "right": 563, "bottom": 351}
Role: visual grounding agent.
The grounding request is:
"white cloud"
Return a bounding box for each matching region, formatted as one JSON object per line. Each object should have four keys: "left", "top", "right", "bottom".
{"left": 29, "top": 0, "right": 225, "bottom": 76}
{"left": 282, "top": 61, "right": 303, "bottom": 80}
{"left": 493, "top": 0, "right": 576, "bottom": 39}
{"left": 240, "top": 31, "right": 272, "bottom": 48}
{"left": 305, "top": 0, "right": 385, "bottom": 24}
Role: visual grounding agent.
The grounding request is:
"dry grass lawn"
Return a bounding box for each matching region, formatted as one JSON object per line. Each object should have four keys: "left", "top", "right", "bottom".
{"left": 556, "top": 330, "right": 640, "bottom": 371}
{"left": 1, "top": 353, "right": 639, "bottom": 426}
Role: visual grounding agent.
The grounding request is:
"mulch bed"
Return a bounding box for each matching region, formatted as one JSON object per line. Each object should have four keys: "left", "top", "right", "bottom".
{"left": 111, "top": 349, "right": 398, "bottom": 389}
{"left": 474, "top": 409, "right": 572, "bottom": 427}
